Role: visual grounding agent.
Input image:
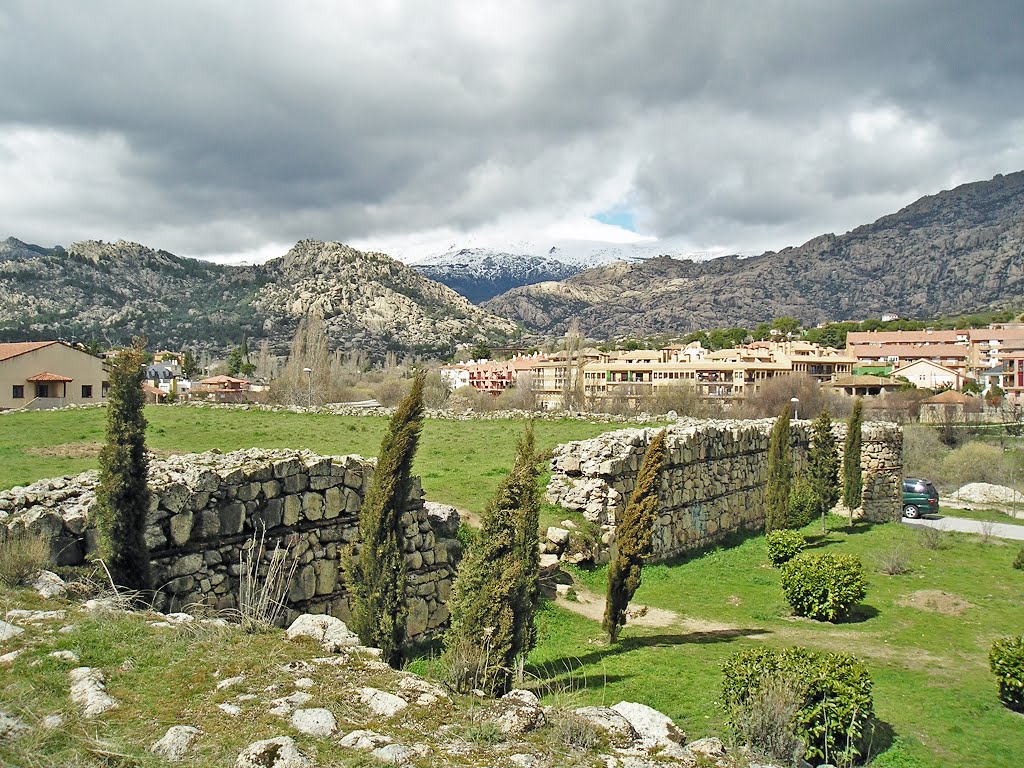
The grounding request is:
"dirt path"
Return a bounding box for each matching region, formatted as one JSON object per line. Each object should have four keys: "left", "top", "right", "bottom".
{"left": 556, "top": 584, "right": 754, "bottom": 636}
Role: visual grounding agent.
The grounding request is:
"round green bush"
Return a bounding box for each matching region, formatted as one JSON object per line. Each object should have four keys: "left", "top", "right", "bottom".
{"left": 766, "top": 529, "right": 807, "bottom": 566}
{"left": 781, "top": 552, "right": 867, "bottom": 622}
{"left": 786, "top": 478, "right": 818, "bottom": 528}
{"left": 989, "top": 635, "right": 1024, "bottom": 712}
{"left": 722, "top": 646, "right": 874, "bottom": 766}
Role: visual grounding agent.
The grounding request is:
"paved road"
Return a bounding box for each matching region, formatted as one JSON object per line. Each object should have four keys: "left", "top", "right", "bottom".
{"left": 901, "top": 515, "right": 1024, "bottom": 541}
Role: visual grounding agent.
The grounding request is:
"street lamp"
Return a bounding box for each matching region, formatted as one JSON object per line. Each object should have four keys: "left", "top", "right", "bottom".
{"left": 302, "top": 367, "right": 313, "bottom": 409}
{"left": 791, "top": 397, "right": 799, "bottom": 420}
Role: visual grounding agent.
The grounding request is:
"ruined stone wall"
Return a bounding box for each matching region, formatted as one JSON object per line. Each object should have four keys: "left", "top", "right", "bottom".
{"left": 546, "top": 419, "right": 902, "bottom": 560}
{"left": 0, "top": 449, "right": 457, "bottom": 641}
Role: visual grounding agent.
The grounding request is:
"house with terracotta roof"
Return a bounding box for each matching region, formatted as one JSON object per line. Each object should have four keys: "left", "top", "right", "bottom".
{"left": 919, "top": 389, "right": 981, "bottom": 423}
{"left": 192, "top": 374, "right": 251, "bottom": 402}
{"left": 0, "top": 341, "right": 108, "bottom": 410}
{"left": 890, "top": 359, "right": 964, "bottom": 391}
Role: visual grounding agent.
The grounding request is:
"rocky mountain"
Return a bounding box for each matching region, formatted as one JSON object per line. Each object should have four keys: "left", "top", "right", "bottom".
{"left": 0, "top": 238, "right": 515, "bottom": 358}
{"left": 484, "top": 172, "right": 1024, "bottom": 335}
{"left": 411, "top": 248, "right": 582, "bottom": 303}
{"left": 408, "top": 237, "right": 727, "bottom": 302}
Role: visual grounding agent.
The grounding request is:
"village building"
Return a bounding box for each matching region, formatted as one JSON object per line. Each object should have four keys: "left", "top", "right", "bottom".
{"left": 0, "top": 341, "right": 108, "bottom": 411}
{"left": 918, "top": 389, "right": 981, "bottom": 423}
{"left": 890, "top": 359, "right": 964, "bottom": 391}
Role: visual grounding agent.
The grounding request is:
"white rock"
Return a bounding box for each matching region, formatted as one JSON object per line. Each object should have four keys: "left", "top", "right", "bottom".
{"left": 294, "top": 677, "right": 315, "bottom": 690}
{"left": 546, "top": 526, "right": 571, "bottom": 546}
{"left": 48, "top": 650, "right": 80, "bottom": 663}
{"left": 31, "top": 570, "right": 67, "bottom": 599}
{"left": 338, "top": 729, "right": 393, "bottom": 750}
{"left": 372, "top": 743, "right": 418, "bottom": 766}
{"left": 574, "top": 706, "right": 638, "bottom": 741}
{"left": 397, "top": 676, "right": 450, "bottom": 705}
{"left": 235, "top": 736, "right": 311, "bottom": 768}
{"left": 286, "top": 614, "right": 361, "bottom": 652}
{"left": 484, "top": 698, "right": 546, "bottom": 736}
{"left": 509, "top": 755, "right": 545, "bottom": 768}
{"left": 58, "top": 625, "right": 76, "bottom": 634}
{"left": 0, "top": 711, "right": 28, "bottom": 742}
{"left": 358, "top": 687, "right": 408, "bottom": 718}
{"left": 685, "top": 736, "right": 725, "bottom": 758}
{"left": 610, "top": 701, "right": 685, "bottom": 755}
{"left": 150, "top": 725, "right": 201, "bottom": 762}
{"left": 42, "top": 714, "right": 64, "bottom": 729}
{"left": 0, "top": 650, "right": 22, "bottom": 665}
{"left": 217, "top": 675, "right": 246, "bottom": 690}
{"left": 290, "top": 707, "right": 337, "bottom": 738}
{"left": 0, "top": 620, "right": 25, "bottom": 642}
{"left": 953, "top": 482, "right": 1024, "bottom": 508}
{"left": 555, "top": 583, "right": 573, "bottom": 597}
{"left": 69, "top": 667, "right": 118, "bottom": 717}
{"left": 217, "top": 703, "right": 242, "bottom": 716}
{"left": 269, "top": 691, "right": 314, "bottom": 717}
{"left": 503, "top": 689, "right": 541, "bottom": 707}
{"left": 5, "top": 609, "right": 66, "bottom": 622}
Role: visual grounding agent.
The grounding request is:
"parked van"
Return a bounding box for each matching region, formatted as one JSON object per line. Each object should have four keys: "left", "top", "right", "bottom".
{"left": 902, "top": 478, "right": 939, "bottom": 518}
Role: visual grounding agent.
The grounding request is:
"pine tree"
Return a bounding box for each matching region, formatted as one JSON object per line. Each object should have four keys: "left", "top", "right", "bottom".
{"left": 442, "top": 425, "right": 542, "bottom": 695}
{"left": 808, "top": 410, "right": 840, "bottom": 534}
{"left": 764, "top": 404, "right": 793, "bottom": 531}
{"left": 604, "top": 430, "right": 666, "bottom": 643}
{"left": 843, "top": 398, "right": 864, "bottom": 525}
{"left": 346, "top": 369, "right": 426, "bottom": 668}
{"left": 95, "top": 340, "right": 153, "bottom": 594}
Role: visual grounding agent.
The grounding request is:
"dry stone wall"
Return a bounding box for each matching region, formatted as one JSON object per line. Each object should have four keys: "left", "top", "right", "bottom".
{"left": 0, "top": 449, "right": 458, "bottom": 641}
{"left": 546, "top": 418, "right": 902, "bottom": 560}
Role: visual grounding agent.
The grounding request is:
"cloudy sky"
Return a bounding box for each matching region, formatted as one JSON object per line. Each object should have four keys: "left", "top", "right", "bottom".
{"left": 2, "top": 1, "right": 1022, "bottom": 263}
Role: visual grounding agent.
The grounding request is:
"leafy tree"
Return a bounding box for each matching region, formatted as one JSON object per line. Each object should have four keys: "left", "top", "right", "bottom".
{"left": 94, "top": 340, "right": 153, "bottom": 593}
{"left": 442, "top": 424, "right": 543, "bottom": 694}
{"left": 772, "top": 316, "right": 801, "bottom": 337}
{"left": 764, "top": 404, "right": 792, "bottom": 531}
{"left": 843, "top": 398, "right": 864, "bottom": 524}
{"left": 346, "top": 369, "right": 426, "bottom": 668}
{"left": 181, "top": 349, "right": 200, "bottom": 380}
{"left": 808, "top": 410, "right": 840, "bottom": 534}
{"left": 468, "top": 341, "right": 492, "bottom": 360}
{"left": 604, "top": 430, "right": 666, "bottom": 643}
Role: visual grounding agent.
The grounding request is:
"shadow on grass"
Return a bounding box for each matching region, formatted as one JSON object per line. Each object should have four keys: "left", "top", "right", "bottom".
{"left": 532, "top": 626, "right": 768, "bottom": 674}
{"left": 840, "top": 603, "right": 881, "bottom": 624}
{"left": 863, "top": 717, "right": 897, "bottom": 761}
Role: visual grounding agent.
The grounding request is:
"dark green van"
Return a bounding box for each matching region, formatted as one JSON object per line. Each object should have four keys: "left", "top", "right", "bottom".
{"left": 902, "top": 478, "right": 939, "bottom": 518}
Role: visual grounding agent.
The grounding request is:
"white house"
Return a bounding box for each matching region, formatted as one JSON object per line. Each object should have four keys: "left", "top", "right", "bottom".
{"left": 891, "top": 359, "right": 964, "bottom": 391}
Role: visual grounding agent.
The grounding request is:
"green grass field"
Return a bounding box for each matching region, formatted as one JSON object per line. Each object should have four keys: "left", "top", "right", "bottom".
{"left": 3, "top": 406, "right": 1023, "bottom": 766}
{"left": 0, "top": 406, "right": 641, "bottom": 524}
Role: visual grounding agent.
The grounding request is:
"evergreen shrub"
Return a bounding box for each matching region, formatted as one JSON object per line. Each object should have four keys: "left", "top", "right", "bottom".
{"left": 786, "top": 478, "right": 817, "bottom": 529}
{"left": 781, "top": 552, "right": 866, "bottom": 622}
{"left": 989, "top": 635, "right": 1024, "bottom": 712}
{"left": 722, "top": 646, "right": 874, "bottom": 766}
{"left": 765, "top": 530, "right": 806, "bottom": 566}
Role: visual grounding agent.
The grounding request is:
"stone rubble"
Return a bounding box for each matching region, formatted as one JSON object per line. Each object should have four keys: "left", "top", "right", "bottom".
{"left": 235, "top": 735, "right": 311, "bottom": 768}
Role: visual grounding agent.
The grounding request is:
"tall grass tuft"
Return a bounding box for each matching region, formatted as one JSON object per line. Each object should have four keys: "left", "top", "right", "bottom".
{"left": 0, "top": 530, "right": 51, "bottom": 587}
{"left": 237, "top": 527, "right": 299, "bottom": 632}
{"left": 918, "top": 524, "right": 945, "bottom": 551}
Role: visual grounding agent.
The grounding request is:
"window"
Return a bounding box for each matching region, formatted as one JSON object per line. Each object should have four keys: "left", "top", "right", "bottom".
{"left": 36, "top": 384, "right": 50, "bottom": 398}
{"left": 81, "top": 384, "right": 93, "bottom": 399}
{"left": 12, "top": 384, "right": 24, "bottom": 399}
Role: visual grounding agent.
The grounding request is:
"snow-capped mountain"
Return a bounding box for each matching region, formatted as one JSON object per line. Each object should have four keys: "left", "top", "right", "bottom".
{"left": 410, "top": 237, "right": 731, "bottom": 303}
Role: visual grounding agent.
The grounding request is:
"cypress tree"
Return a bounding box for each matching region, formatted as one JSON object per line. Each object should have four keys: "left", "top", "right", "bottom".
{"left": 843, "top": 398, "right": 864, "bottom": 525}
{"left": 510, "top": 424, "right": 542, "bottom": 682}
{"left": 808, "top": 410, "right": 840, "bottom": 534}
{"left": 347, "top": 370, "right": 425, "bottom": 668}
{"left": 603, "top": 430, "right": 666, "bottom": 643}
{"left": 95, "top": 340, "right": 153, "bottom": 594}
{"left": 764, "top": 404, "right": 792, "bottom": 532}
{"left": 442, "top": 424, "right": 542, "bottom": 695}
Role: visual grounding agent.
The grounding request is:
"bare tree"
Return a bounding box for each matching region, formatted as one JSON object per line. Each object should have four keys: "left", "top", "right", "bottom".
{"left": 271, "top": 311, "right": 332, "bottom": 406}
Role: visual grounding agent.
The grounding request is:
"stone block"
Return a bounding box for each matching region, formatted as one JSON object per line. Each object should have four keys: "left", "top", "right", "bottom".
{"left": 272, "top": 458, "right": 302, "bottom": 478}
{"left": 254, "top": 498, "right": 284, "bottom": 530}
{"left": 405, "top": 598, "right": 429, "bottom": 638}
{"left": 235, "top": 482, "right": 261, "bottom": 502}
{"left": 219, "top": 501, "right": 246, "bottom": 534}
{"left": 288, "top": 564, "right": 317, "bottom": 603}
{"left": 313, "top": 559, "right": 338, "bottom": 595}
{"left": 283, "top": 495, "right": 302, "bottom": 526}
{"left": 302, "top": 492, "right": 324, "bottom": 521}
{"left": 262, "top": 480, "right": 281, "bottom": 499}
{"left": 168, "top": 511, "right": 193, "bottom": 547}
{"left": 168, "top": 553, "right": 204, "bottom": 578}
{"left": 195, "top": 510, "right": 220, "bottom": 539}
{"left": 283, "top": 474, "right": 308, "bottom": 494}
{"left": 324, "top": 487, "right": 344, "bottom": 518}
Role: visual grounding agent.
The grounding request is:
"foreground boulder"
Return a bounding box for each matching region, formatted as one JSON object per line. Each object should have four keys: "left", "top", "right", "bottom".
{"left": 611, "top": 701, "right": 686, "bottom": 755}
{"left": 286, "top": 614, "right": 361, "bottom": 653}
{"left": 68, "top": 667, "right": 118, "bottom": 717}
{"left": 150, "top": 725, "right": 201, "bottom": 762}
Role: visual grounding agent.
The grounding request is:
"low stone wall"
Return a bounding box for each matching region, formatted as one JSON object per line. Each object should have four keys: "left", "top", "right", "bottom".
{"left": 0, "top": 449, "right": 458, "bottom": 641}
{"left": 546, "top": 418, "right": 902, "bottom": 560}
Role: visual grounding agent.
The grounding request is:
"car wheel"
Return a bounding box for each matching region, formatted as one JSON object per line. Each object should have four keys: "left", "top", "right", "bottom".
{"left": 903, "top": 504, "right": 921, "bottom": 519}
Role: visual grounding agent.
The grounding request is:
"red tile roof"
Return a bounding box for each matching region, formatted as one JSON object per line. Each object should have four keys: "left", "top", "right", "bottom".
{"left": 0, "top": 341, "right": 58, "bottom": 362}
{"left": 25, "top": 371, "right": 74, "bottom": 382}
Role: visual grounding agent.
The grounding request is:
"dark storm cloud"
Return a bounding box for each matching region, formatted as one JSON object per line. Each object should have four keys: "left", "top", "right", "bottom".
{"left": 1, "top": 0, "right": 1022, "bottom": 259}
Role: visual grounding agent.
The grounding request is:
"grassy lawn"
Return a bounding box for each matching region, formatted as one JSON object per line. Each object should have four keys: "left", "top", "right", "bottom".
{"left": 939, "top": 506, "right": 1024, "bottom": 526}
{"left": 521, "top": 519, "right": 1024, "bottom": 768}
{"left": 0, "top": 406, "right": 645, "bottom": 521}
